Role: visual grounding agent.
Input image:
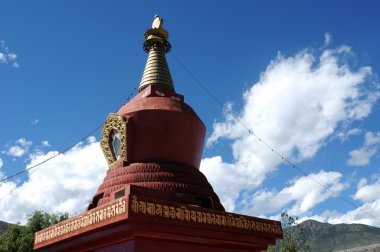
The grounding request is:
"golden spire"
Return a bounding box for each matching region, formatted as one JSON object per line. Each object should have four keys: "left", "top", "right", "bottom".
{"left": 138, "top": 15, "right": 175, "bottom": 93}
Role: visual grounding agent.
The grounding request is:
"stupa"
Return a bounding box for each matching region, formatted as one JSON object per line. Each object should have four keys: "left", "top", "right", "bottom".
{"left": 34, "top": 16, "right": 282, "bottom": 252}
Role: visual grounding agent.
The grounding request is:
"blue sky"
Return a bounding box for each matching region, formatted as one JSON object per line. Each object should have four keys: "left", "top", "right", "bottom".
{"left": 1, "top": 1, "right": 380, "bottom": 226}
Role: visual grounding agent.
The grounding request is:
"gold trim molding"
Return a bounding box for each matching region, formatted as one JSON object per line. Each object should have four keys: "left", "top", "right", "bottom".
{"left": 130, "top": 195, "right": 282, "bottom": 235}
{"left": 35, "top": 198, "right": 126, "bottom": 245}
{"left": 100, "top": 114, "right": 127, "bottom": 166}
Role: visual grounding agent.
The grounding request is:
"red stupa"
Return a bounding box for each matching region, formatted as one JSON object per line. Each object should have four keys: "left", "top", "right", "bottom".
{"left": 34, "top": 16, "right": 282, "bottom": 252}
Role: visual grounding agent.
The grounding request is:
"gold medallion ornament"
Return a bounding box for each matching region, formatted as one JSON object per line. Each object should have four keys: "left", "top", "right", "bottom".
{"left": 100, "top": 114, "right": 127, "bottom": 166}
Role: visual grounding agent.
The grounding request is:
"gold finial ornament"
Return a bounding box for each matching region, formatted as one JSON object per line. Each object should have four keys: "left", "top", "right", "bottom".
{"left": 138, "top": 15, "right": 174, "bottom": 92}
{"left": 152, "top": 15, "right": 163, "bottom": 29}
{"left": 143, "top": 15, "right": 169, "bottom": 43}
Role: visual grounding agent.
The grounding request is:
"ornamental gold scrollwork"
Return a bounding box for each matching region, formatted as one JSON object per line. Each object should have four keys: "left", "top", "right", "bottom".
{"left": 100, "top": 114, "right": 127, "bottom": 166}
{"left": 35, "top": 198, "right": 126, "bottom": 245}
{"left": 129, "top": 195, "right": 282, "bottom": 236}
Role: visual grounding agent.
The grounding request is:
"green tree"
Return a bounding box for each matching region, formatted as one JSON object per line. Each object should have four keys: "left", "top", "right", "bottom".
{"left": 266, "top": 212, "right": 309, "bottom": 252}
{"left": 280, "top": 212, "right": 299, "bottom": 252}
{"left": 0, "top": 211, "right": 69, "bottom": 252}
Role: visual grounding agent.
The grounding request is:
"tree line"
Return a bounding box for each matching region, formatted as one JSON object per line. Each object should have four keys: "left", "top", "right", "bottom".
{"left": 0, "top": 211, "right": 69, "bottom": 252}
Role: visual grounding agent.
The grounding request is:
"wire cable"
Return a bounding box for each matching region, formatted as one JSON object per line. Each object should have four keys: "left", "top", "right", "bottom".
{"left": 0, "top": 125, "right": 102, "bottom": 184}
{"left": 0, "top": 84, "right": 138, "bottom": 206}
{"left": 0, "top": 85, "right": 138, "bottom": 184}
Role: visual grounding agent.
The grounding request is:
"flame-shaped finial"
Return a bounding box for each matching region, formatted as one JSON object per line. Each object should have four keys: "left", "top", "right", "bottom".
{"left": 152, "top": 15, "right": 163, "bottom": 29}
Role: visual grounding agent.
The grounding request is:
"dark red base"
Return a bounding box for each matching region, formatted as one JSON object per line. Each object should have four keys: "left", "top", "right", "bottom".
{"left": 35, "top": 185, "right": 282, "bottom": 252}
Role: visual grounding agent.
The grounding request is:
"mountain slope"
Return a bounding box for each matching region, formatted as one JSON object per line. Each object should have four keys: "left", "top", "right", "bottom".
{"left": 298, "top": 220, "right": 380, "bottom": 251}
{"left": 0, "top": 220, "right": 9, "bottom": 234}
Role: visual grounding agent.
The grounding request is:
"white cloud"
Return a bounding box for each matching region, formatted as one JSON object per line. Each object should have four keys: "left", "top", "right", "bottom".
{"left": 357, "top": 178, "right": 368, "bottom": 189}
{"left": 324, "top": 32, "right": 332, "bottom": 46}
{"left": 31, "top": 119, "right": 39, "bottom": 125}
{"left": 354, "top": 180, "right": 380, "bottom": 203}
{"left": 347, "top": 148, "right": 376, "bottom": 166}
{"left": 0, "top": 138, "right": 107, "bottom": 224}
{"left": 337, "top": 128, "right": 362, "bottom": 142}
{"left": 348, "top": 131, "right": 380, "bottom": 166}
{"left": 348, "top": 128, "right": 362, "bottom": 135}
{"left": 303, "top": 180, "right": 380, "bottom": 227}
{"left": 240, "top": 170, "right": 346, "bottom": 217}
{"left": 41, "top": 140, "right": 50, "bottom": 147}
{"left": 2, "top": 138, "right": 33, "bottom": 158}
{"left": 16, "top": 138, "right": 32, "bottom": 147}
{"left": 7, "top": 146, "right": 27, "bottom": 157}
{"left": 327, "top": 201, "right": 380, "bottom": 227}
{"left": 365, "top": 132, "right": 380, "bottom": 146}
{"left": 201, "top": 44, "right": 378, "bottom": 212}
{"left": 7, "top": 53, "right": 17, "bottom": 61}
{"left": 0, "top": 158, "right": 3, "bottom": 179}
{"left": 0, "top": 40, "right": 20, "bottom": 68}
{"left": 0, "top": 53, "right": 5, "bottom": 63}
{"left": 201, "top": 156, "right": 240, "bottom": 211}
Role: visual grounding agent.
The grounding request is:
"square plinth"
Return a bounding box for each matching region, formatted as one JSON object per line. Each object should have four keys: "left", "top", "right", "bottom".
{"left": 34, "top": 185, "right": 282, "bottom": 252}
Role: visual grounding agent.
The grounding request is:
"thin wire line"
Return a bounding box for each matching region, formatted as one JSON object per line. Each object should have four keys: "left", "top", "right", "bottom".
{"left": 57, "top": 84, "right": 138, "bottom": 151}
{"left": 0, "top": 85, "right": 138, "bottom": 184}
{"left": 0, "top": 84, "right": 138, "bottom": 205}
{"left": 171, "top": 53, "right": 380, "bottom": 222}
{"left": 0, "top": 125, "right": 103, "bottom": 202}
{"left": 0, "top": 124, "right": 102, "bottom": 184}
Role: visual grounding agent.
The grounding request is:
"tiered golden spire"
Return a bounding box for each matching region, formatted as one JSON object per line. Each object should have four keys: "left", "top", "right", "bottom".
{"left": 138, "top": 15, "right": 174, "bottom": 92}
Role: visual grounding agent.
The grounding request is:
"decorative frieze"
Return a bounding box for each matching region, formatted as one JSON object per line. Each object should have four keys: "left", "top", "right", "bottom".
{"left": 130, "top": 195, "right": 282, "bottom": 235}
{"left": 35, "top": 194, "right": 282, "bottom": 247}
{"left": 34, "top": 198, "right": 126, "bottom": 245}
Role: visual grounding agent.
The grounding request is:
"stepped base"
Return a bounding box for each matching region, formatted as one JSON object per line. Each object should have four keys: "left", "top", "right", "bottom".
{"left": 88, "top": 162, "right": 225, "bottom": 211}
{"left": 34, "top": 185, "right": 282, "bottom": 252}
